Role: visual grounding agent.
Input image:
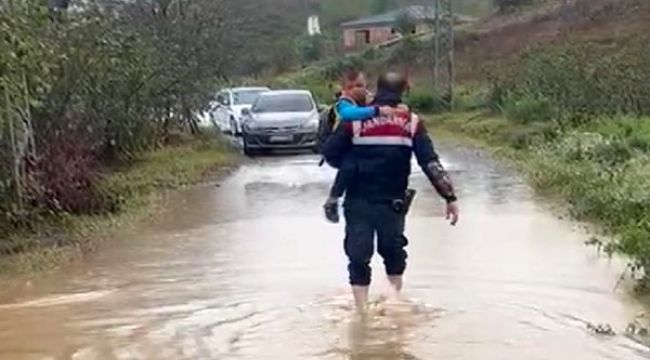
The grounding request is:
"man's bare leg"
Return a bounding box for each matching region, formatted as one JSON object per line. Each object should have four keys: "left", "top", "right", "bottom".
{"left": 352, "top": 285, "right": 369, "bottom": 312}
{"left": 388, "top": 275, "right": 403, "bottom": 293}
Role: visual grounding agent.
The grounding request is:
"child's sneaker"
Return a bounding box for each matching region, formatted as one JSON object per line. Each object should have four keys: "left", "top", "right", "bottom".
{"left": 323, "top": 198, "right": 340, "bottom": 223}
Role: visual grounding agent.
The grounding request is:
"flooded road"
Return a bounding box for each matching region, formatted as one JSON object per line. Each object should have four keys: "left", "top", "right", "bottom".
{"left": 0, "top": 140, "right": 647, "bottom": 359}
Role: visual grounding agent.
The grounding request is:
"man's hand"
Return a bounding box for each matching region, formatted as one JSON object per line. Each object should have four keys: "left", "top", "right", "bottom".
{"left": 445, "top": 201, "right": 459, "bottom": 226}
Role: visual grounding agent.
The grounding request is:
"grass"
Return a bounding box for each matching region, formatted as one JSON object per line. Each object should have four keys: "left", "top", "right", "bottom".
{"left": 0, "top": 131, "right": 238, "bottom": 275}
{"left": 428, "top": 111, "right": 650, "bottom": 292}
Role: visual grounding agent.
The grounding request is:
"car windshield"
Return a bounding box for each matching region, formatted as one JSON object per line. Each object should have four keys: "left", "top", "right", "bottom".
{"left": 232, "top": 90, "right": 267, "bottom": 105}
{"left": 252, "top": 93, "right": 314, "bottom": 113}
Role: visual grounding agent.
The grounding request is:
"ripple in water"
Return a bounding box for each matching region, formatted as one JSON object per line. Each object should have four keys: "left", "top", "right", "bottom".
{"left": 313, "top": 292, "right": 444, "bottom": 360}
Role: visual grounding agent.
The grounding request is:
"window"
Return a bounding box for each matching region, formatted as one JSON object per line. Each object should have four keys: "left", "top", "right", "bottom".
{"left": 218, "top": 92, "right": 230, "bottom": 106}
{"left": 233, "top": 90, "right": 267, "bottom": 105}
{"left": 252, "top": 94, "right": 314, "bottom": 113}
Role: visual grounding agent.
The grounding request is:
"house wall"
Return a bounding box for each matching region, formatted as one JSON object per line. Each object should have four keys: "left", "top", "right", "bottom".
{"left": 343, "top": 26, "right": 395, "bottom": 50}
{"left": 343, "top": 21, "right": 434, "bottom": 50}
{"left": 370, "top": 27, "right": 393, "bottom": 44}
{"left": 343, "top": 29, "right": 356, "bottom": 48}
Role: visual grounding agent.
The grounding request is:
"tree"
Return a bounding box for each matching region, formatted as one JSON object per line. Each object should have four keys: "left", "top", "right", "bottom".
{"left": 299, "top": 34, "right": 326, "bottom": 64}
{"left": 371, "top": 0, "right": 392, "bottom": 14}
{"left": 395, "top": 12, "right": 417, "bottom": 35}
{"left": 493, "top": 0, "right": 534, "bottom": 12}
{"left": 0, "top": 0, "right": 321, "bottom": 227}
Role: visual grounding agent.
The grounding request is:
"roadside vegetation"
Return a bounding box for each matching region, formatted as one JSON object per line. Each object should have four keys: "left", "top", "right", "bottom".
{"left": 0, "top": 0, "right": 324, "bottom": 269}
{"left": 429, "top": 2, "right": 650, "bottom": 293}
{"left": 0, "top": 131, "right": 236, "bottom": 273}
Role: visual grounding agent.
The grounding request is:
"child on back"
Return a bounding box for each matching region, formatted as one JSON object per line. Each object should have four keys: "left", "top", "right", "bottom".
{"left": 323, "top": 70, "right": 408, "bottom": 223}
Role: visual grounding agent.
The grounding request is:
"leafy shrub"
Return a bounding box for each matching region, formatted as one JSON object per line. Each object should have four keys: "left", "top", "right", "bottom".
{"left": 320, "top": 53, "right": 369, "bottom": 81}
{"left": 474, "top": 38, "right": 650, "bottom": 289}
{"left": 0, "top": 0, "right": 306, "bottom": 236}
{"left": 495, "top": 40, "right": 650, "bottom": 121}
{"left": 526, "top": 131, "right": 650, "bottom": 290}
{"left": 406, "top": 88, "right": 448, "bottom": 113}
{"left": 459, "top": 117, "right": 511, "bottom": 140}
{"left": 453, "top": 87, "right": 489, "bottom": 112}
{"left": 31, "top": 132, "right": 113, "bottom": 215}
{"left": 506, "top": 122, "right": 558, "bottom": 149}
{"left": 592, "top": 117, "right": 650, "bottom": 153}
{"left": 502, "top": 92, "right": 558, "bottom": 124}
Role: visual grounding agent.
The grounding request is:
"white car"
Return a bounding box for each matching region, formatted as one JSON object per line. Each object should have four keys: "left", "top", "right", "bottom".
{"left": 209, "top": 87, "right": 271, "bottom": 135}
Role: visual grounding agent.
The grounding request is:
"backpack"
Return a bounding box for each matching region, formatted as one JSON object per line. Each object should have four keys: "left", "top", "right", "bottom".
{"left": 317, "top": 104, "right": 338, "bottom": 150}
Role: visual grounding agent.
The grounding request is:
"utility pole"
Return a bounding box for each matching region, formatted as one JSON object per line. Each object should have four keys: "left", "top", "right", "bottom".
{"left": 432, "top": 0, "right": 454, "bottom": 107}
{"left": 433, "top": 0, "right": 440, "bottom": 88}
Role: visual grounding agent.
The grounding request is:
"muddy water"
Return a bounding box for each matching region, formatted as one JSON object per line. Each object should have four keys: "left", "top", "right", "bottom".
{"left": 0, "top": 141, "right": 647, "bottom": 360}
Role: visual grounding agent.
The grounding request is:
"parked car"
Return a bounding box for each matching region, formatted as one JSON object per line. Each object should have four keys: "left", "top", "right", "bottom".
{"left": 240, "top": 90, "right": 322, "bottom": 156}
{"left": 209, "top": 87, "right": 271, "bottom": 135}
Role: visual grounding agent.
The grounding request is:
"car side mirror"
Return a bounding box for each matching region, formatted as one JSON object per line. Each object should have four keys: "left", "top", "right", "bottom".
{"left": 317, "top": 104, "right": 327, "bottom": 112}
{"left": 241, "top": 107, "right": 251, "bottom": 116}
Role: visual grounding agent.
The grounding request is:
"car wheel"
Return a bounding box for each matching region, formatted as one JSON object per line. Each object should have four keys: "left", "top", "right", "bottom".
{"left": 230, "top": 118, "right": 240, "bottom": 137}
{"left": 209, "top": 115, "right": 220, "bottom": 132}
{"left": 243, "top": 137, "right": 255, "bottom": 157}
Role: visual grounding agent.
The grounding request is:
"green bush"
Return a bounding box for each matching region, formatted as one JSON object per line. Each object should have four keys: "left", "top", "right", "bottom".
{"left": 406, "top": 89, "right": 448, "bottom": 114}
{"left": 453, "top": 87, "right": 489, "bottom": 112}
{"left": 502, "top": 92, "right": 558, "bottom": 124}
{"left": 0, "top": 0, "right": 312, "bottom": 237}
{"left": 459, "top": 116, "right": 511, "bottom": 140}
{"left": 526, "top": 129, "right": 650, "bottom": 290}
{"left": 591, "top": 117, "right": 650, "bottom": 153}
{"left": 494, "top": 40, "right": 650, "bottom": 121}
{"left": 439, "top": 111, "right": 650, "bottom": 289}
{"left": 506, "top": 122, "right": 558, "bottom": 149}
{"left": 459, "top": 36, "right": 650, "bottom": 290}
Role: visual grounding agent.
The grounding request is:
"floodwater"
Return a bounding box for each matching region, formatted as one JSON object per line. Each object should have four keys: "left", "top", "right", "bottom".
{"left": 0, "top": 140, "right": 647, "bottom": 360}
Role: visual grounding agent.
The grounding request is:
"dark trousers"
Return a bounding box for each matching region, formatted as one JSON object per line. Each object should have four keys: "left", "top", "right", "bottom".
{"left": 343, "top": 198, "right": 408, "bottom": 286}
{"left": 329, "top": 157, "right": 355, "bottom": 198}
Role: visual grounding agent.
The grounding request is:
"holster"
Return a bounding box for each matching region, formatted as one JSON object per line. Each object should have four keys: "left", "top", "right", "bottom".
{"left": 392, "top": 188, "right": 417, "bottom": 215}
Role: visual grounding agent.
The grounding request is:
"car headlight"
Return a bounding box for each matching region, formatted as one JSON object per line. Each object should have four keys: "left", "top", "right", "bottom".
{"left": 243, "top": 118, "right": 257, "bottom": 130}
{"left": 302, "top": 117, "right": 319, "bottom": 130}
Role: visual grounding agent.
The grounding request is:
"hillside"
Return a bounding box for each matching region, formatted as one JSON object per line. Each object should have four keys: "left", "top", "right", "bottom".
{"left": 283, "top": 0, "right": 650, "bottom": 92}
{"left": 455, "top": 0, "right": 650, "bottom": 81}
{"left": 316, "top": 0, "right": 493, "bottom": 27}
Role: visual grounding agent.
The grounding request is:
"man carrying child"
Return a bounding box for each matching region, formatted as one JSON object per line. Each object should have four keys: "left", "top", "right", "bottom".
{"left": 322, "top": 70, "right": 460, "bottom": 311}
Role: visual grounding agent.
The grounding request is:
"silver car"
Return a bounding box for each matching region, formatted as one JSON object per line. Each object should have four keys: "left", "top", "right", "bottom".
{"left": 241, "top": 90, "right": 321, "bottom": 155}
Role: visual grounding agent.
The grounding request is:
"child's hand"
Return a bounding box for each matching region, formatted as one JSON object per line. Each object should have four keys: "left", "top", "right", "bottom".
{"left": 379, "top": 106, "right": 397, "bottom": 116}
{"left": 397, "top": 104, "right": 410, "bottom": 113}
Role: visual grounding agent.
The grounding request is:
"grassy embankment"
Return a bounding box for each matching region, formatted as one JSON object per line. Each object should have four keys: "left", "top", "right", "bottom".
{"left": 426, "top": 0, "right": 650, "bottom": 293}
{"left": 427, "top": 4, "right": 650, "bottom": 344}
{"left": 0, "top": 132, "right": 238, "bottom": 274}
